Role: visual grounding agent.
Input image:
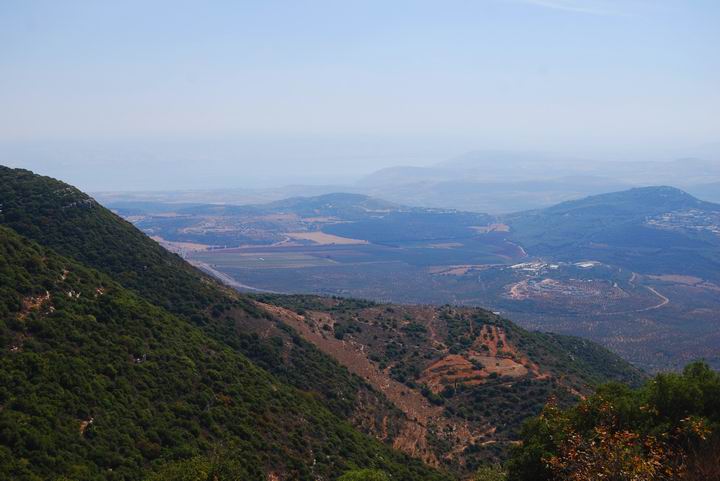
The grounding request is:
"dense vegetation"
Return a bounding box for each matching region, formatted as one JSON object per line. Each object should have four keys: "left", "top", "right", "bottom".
{"left": 340, "top": 363, "right": 720, "bottom": 481}
{"left": 0, "top": 226, "right": 448, "bottom": 481}
{"left": 0, "top": 166, "right": 407, "bottom": 439}
{"left": 4, "top": 166, "right": 701, "bottom": 480}
{"left": 0, "top": 166, "right": 224, "bottom": 318}
{"left": 508, "top": 362, "right": 720, "bottom": 481}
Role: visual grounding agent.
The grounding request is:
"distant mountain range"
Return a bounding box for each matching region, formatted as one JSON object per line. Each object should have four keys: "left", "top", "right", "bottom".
{"left": 356, "top": 151, "right": 720, "bottom": 213}
{"left": 94, "top": 149, "right": 720, "bottom": 214}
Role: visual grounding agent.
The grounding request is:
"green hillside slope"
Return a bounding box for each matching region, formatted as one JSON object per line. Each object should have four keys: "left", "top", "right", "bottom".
{"left": 0, "top": 166, "right": 224, "bottom": 317}
{"left": 0, "top": 166, "right": 647, "bottom": 477}
{"left": 0, "top": 165, "right": 406, "bottom": 436}
{"left": 0, "top": 226, "right": 447, "bottom": 481}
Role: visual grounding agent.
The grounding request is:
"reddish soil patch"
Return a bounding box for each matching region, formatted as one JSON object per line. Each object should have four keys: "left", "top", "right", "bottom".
{"left": 258, "top": 303, "right": 488, "bottom": 466}
{"left": 257, "top": 302, "right": 442, "bottom": 465}
{"left": 79, "top": 417, "right": 94, "bottom": 436}
{"left": 420, "top": 325, "right": 544, "bottom": 394}
{"left": 421, "top": 355, "right": 486, "bottom": 393}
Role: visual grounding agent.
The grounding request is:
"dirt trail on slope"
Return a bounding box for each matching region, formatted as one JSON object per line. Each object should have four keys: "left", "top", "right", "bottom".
{"left": 256, "top": 302, "right": 489, "bottom": 466}
{"left": 257, "top": 302, "right": 442, "bottom": 464}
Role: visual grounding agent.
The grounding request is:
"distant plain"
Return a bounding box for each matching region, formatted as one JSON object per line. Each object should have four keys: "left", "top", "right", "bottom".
{"left": 107, "top": 185, "right": 720, "bottom": 372}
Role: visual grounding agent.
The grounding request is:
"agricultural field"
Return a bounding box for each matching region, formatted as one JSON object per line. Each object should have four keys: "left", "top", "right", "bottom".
{"left": 110, "top": 187, "right": 720, "bottom": 372}
{"left": 191, "top": 250, "right": 339, "bottom": 269}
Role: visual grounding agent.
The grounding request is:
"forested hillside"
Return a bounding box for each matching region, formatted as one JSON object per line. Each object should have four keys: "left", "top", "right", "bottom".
{"left": 0, "top": 166, "right": 409, "bottom": 439}
{"left": 0, "top": 166, "right": 652, "bottom": 478}
{"left": 0, "top": 165, "right": 225, "bottom": 316}
{"left": 0, "top": 226, "right": 447, "bottom": 481}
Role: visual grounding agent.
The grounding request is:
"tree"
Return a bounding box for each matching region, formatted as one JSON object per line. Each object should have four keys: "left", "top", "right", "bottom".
{"left": 507, "top": 362, "right": 720, "bottom": 481}
{"left": 338, "top": 469, "right": 390, "bottom": 481}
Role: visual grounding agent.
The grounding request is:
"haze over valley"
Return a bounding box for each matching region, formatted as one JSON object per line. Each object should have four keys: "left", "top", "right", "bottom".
{"left": 92, "top": 148, "right": 720, "bottom": 214}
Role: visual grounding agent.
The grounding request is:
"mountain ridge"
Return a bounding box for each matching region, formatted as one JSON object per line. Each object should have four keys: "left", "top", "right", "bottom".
{"left": 0, "top": 225, "right": 446, "bottom": 481}
{"left": 0, "top": 165, "right": 647, "bottom": 478}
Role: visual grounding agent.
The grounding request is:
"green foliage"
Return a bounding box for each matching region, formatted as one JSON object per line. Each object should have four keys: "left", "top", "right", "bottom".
{"left": 144, "top": 447, "right": 262, "bottom": 481}
{"left": 0, "top": 166, "right": 407, "bottom": 442}
{"left": 0, "top": 166, "right": 234, "bottom": 319}
{"left": 474, "top": 465, "right": 507, "bottom": 481}
{"left": 145, "top": 457, "right": 214, "bottom": 481}
{"left": 507, "top": 362, "right": 720, "bottom": 481}
{"left": 0, "top": 227, "right": 449, "bottom": 481}
{"left": 0, "top": 166, "right": 651, "bottom": 480}
{"left": 338, "top": 468, "right": 390, "bottom": 481}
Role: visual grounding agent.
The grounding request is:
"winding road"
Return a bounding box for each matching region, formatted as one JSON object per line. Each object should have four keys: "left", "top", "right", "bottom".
{"left": 189, "top": 260, "right": 280, "bottom": 293}
{"left": 599, "top": 282, "right": 670, "bottom": 316}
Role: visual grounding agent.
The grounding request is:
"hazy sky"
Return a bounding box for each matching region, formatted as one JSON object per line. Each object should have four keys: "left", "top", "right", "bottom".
{"left": 1, "top": 0, "right": 718, "bottom": 190}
